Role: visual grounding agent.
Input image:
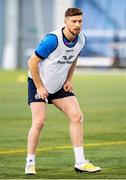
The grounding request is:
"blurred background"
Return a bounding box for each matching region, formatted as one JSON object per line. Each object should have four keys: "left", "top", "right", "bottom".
{"left": 0, "top": 1, "right": 126, "bottom": 179}
{"left": 0, "top": 0, "right": 126, "bottom": 69}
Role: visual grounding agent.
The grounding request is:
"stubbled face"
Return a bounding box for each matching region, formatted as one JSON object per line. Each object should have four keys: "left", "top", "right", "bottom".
{"left": 65, "top": 15, "right": 83, "bottom": 35}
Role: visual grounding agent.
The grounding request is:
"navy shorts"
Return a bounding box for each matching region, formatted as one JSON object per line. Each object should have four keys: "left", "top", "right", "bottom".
{"left": 28, "top": 77, "right": 75, "bottom": 105}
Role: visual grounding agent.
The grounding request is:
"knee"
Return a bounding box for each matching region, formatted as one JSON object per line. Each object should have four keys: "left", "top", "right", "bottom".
{"left": 70, "top": 111, "right": 83, "bottom": 123}
{"left": 33, "top": 116, "right": 46, "bottom": 130}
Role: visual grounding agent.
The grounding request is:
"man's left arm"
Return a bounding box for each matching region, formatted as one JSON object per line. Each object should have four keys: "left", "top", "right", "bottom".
{"left": 63, "top": 58, "right": 77, "bottom": 92}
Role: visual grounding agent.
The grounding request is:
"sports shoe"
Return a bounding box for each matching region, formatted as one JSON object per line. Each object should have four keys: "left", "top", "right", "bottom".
{"left": 25, "top": 164, "right": 36, "bottom": 175}
{"left": 74, "top": 160, "right": 101, "bottom": 173}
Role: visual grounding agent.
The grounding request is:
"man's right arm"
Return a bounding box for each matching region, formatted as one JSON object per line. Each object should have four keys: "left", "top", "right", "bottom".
{"left": 28, "top": 52, "right": 48, "bottom": 100}
{"left": 28, "top": 33, "right": 58, "bottom": 99}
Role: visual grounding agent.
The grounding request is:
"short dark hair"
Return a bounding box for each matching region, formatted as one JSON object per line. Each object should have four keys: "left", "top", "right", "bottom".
{"left": 65, "top": 8, "right": 83, "bottom": 17}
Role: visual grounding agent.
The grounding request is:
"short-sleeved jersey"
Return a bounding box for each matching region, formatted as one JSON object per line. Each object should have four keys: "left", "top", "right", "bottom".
{"left": 28, "top": 28, "right": 86, "bottom": 93}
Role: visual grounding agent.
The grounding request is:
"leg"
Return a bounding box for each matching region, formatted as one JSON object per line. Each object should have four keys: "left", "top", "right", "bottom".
{"left": 52, "top": 96, "right": 83, "bottom": 148}
{"left": 25, "top": 102, "right": 46, "bottom": 175}
{"left": 27, "top": 102, "right": 46, "bottom": 154}
{"left": 52, "top": 96, "right": 101, "bottom": 173}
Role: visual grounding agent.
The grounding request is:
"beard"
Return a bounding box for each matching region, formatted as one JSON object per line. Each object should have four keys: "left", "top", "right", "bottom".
{"left": 68, "top": 27, "right": 80, "bottom": 36}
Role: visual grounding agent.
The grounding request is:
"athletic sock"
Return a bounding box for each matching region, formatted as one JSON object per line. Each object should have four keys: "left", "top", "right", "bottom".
{"left": 73, "top": 146, "right": 86, "bottom": 165}
{"left": 26, "top": 154, "right": 35, "bottom": 165}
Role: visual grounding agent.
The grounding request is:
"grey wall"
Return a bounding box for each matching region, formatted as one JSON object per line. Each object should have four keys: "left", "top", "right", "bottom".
{"left": 0, "top": 0, "right": 4, "bottom": 67}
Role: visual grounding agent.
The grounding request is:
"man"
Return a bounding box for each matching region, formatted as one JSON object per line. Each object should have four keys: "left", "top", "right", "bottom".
{"left": 25, "top": 7, "right": 101, "bottom": 175}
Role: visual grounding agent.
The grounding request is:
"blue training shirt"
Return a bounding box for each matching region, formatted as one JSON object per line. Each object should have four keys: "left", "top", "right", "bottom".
{"left": 29, "top": 28, "right": 86, "bottom": 93}
{"left": 34, "top": 30, "right": 83, "bottom": 59}
{"left": 35, "top": 34, "right": 58, "bottom": 59}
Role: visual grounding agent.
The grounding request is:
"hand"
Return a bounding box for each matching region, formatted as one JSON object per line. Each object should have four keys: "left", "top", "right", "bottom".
{"left": 37, "top": 86, "right": 48, "bottom": 100}
{"left": 63, "top": 81, "right": 73, "bottom": 92}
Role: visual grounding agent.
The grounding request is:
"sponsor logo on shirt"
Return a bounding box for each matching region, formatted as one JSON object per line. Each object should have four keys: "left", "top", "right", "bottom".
{"left": 63, "top": 55, "right": 74, "bottom": 60}
{"left": 65, "top": 49, "right": 74, "bottom": 52}
{"left": 57, "top": 54, "right": 74, "bottom": 64}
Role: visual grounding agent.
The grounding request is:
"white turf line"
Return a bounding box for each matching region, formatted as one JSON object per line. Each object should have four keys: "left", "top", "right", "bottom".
{"left": 0, "top": 140, "right": 126, "bottom": 155}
